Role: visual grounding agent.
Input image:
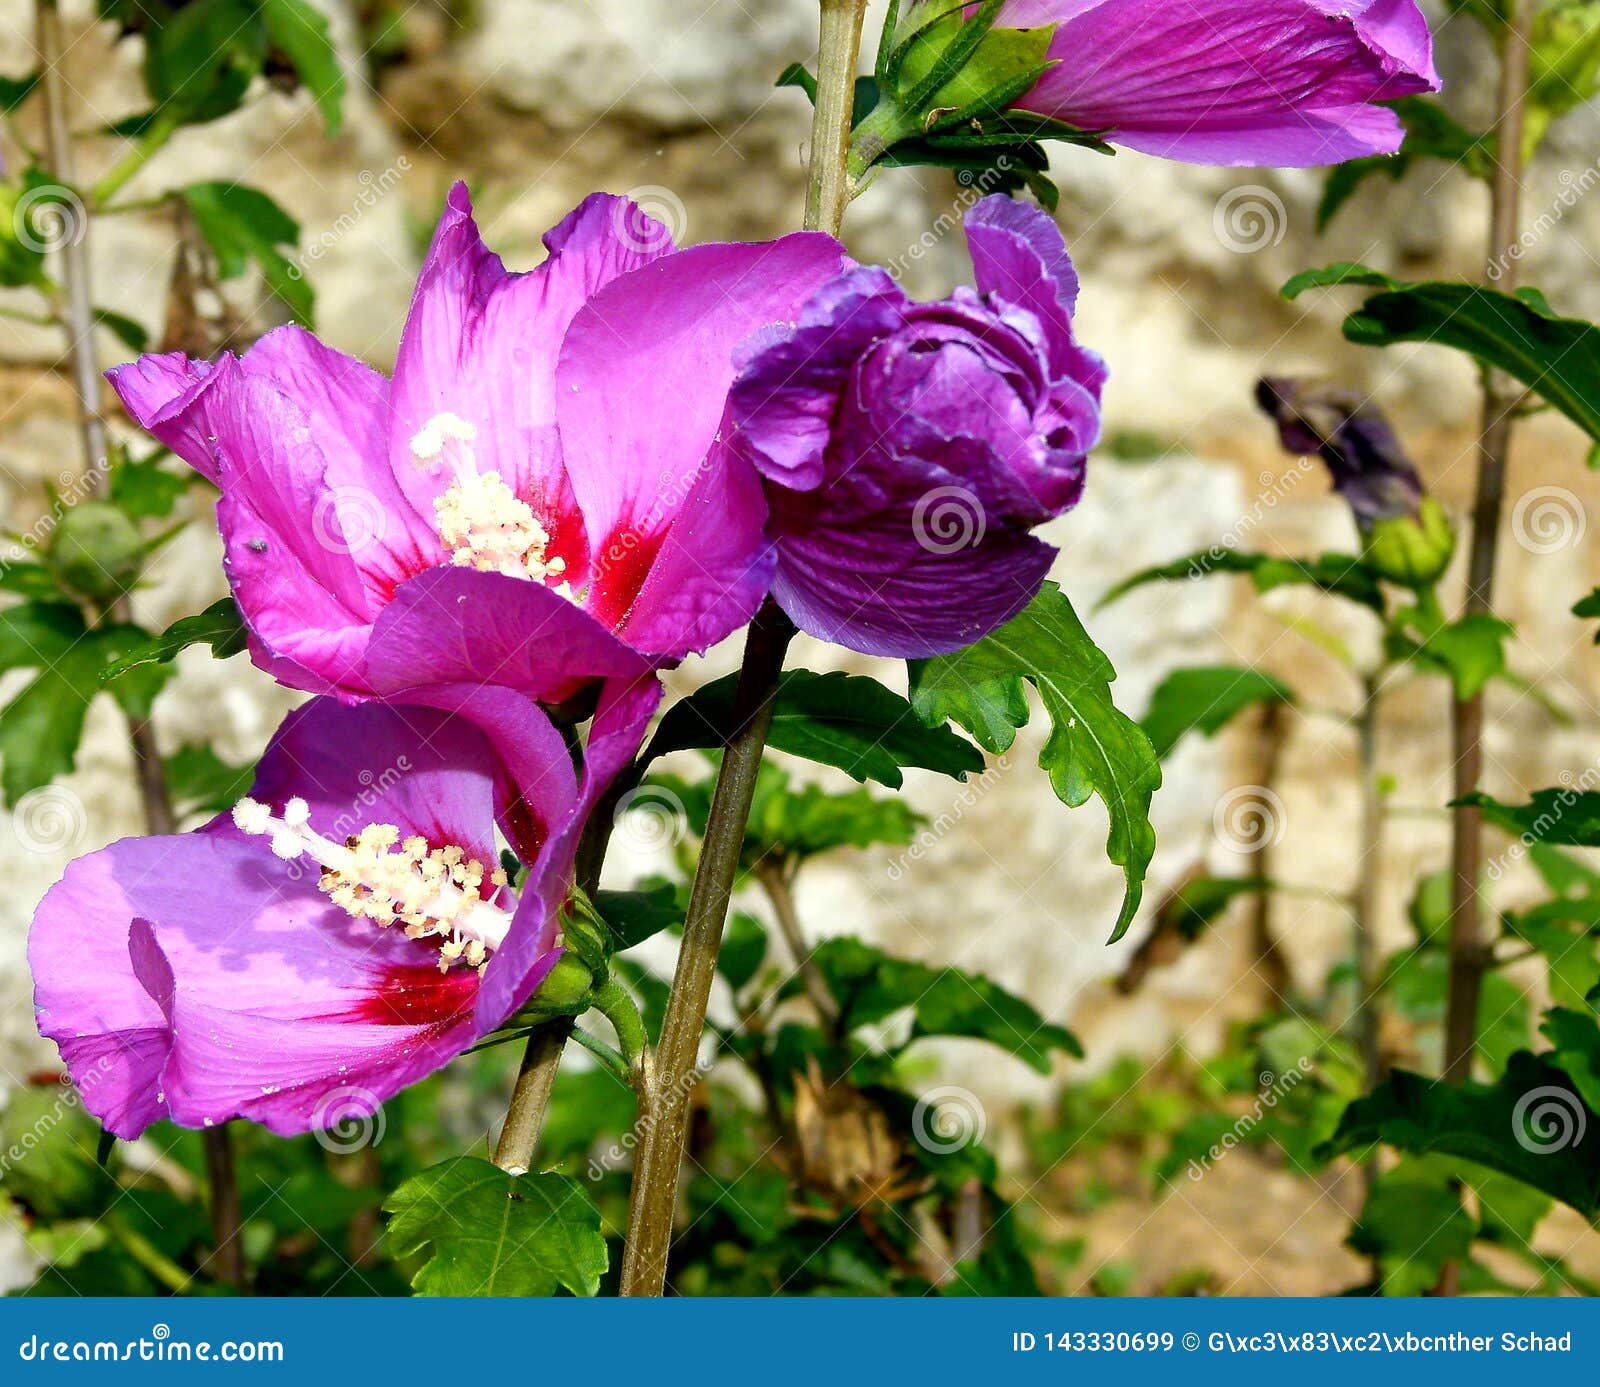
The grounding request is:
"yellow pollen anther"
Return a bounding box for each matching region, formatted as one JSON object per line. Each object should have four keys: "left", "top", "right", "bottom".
{"left": 231, "top": 797, "right": 510, "bottom": 972}
{"left": 434, "top": 470, "right": 578, "bottom": 592}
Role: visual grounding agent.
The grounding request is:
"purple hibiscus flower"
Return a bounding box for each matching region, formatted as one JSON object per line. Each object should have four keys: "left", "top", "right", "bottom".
{"left": 990, "top": 0, "right": 1440, "bottom": 166}
{"left": 727, "top": 194, "right": 1104, "bottom": 658}
{"left": 28, "top": 681, "right": 654, "bottom": 1139}
{"left": 106, "top": 185, "right": 847, "bottom": 707}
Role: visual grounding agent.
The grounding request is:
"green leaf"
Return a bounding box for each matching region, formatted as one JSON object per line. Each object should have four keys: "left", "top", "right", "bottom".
{"left": 1459, "top": 788, "right": 1600, "bottom": 847}
{"left": 93, "top": 308, "right": 150, "bottom": 355}
{"left": 0, "top": 604, "right": 169, "bottom": 802}
{"left": 1163, "top": 876, "right": 1275, "bottom": 940}
{"left": 1140, "top": 665, "right": 1293, "bottom": 758}
{"left": 1318, "top": 1053, "right": 1600, "bottom": 1215}
{"left": 745, "top": 763, "right": 922, "bottom": 859}
{"left": 100, "top": 596, "right": 247, "bottom": 684}
{"left": 383, "top": 1157, "right": 606, "bottom": 1296}
{"left": 181, "top": 181, "right": 311, "bottom": 326}
{"left": 1285, "top": 266, "right": 1600, "bottom": 444}
{"left": 593, "top": 883, "right": 681, "bottom": 951}
{"left": 1386, "top": 614, "right": 1512, "bottom": 700}
{"left": 108, "top": 455, "right": 189, "bottom": 519}
{"left": 1575, "top": 587, "right": 1600, "bottom": 641}
{"left": 0, "top": 561, "right": 68, "bottom": 601}
{"left": 1280, "top": 262, "right": 1401, "bottom": 299}
{"left": 807, "top": 936, "right": 1081, "bottom": 1072}
{"left": 645, "top": 669, "right": 984, "bottom": 788}
{"left": 1317, "top": 96, "right": 1494, "bottom": 231}
{"left": 1350, "top": 1158, "right": 1476, "bottom": 1296}
{"left": 144, "top": 0, "right": 267, "bottom": 127}
{"left": 164, "top": 744, "right": 256, "bottom": 818}
{"left": 1101, "top": 547, "right": 1386, "bottom": 613}
{"left": 717, "top": 911, "right": 768, "bottom": 994}
{"left": 0, "top": 69, "right": 39, "bottom": 112}
{"left": 775, "top": 61, "right": 818, "bottom": 101}
{"left": 1542, "top": 1007, "right": 1600, "bottom": 1115}
{"left": 261, "top": 0, "right": 345, "bottom": 134}
{"left": 910, "top": 583, "right": 1161, "bottom": 939}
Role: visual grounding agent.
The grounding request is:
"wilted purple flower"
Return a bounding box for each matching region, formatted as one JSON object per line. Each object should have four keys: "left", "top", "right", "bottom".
{"left": 1256, "top": 376, "right": 1422, "bottom": 527}
{"left": 29, "top": 682, "right": 655, "bottom": 1138}
{"left": 107, "top": 186, "right": 846, "bottom": 707}
{"left": 729, "top": 195, "right": 1104, "bottom": 658}
{"left": 993, "top": 0, "right": 1440, "bottom": 166}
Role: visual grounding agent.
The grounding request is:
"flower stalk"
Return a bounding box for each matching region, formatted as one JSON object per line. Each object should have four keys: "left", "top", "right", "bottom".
{"left": 618, "top": 600, "right": 796, "bottom": 1295}
{"left": 492, "top": 1021, "right": 573, "bottom": 1176}
{"left": 616, "top": 0, "right": 865, "bottom": 1297}
{"left": 1443, "top": 0, "right": 1534, "bottom": 1087}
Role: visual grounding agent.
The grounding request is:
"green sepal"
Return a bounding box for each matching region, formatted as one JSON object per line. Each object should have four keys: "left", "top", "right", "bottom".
{"left": 1362, "top": 495, "right": 1456, "bottom": 589}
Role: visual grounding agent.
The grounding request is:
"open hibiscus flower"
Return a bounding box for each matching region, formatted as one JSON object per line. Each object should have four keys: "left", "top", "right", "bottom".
{"left": 107, "top": 186, "right": 847, "bottom": 706}
{"left": 28, "top": 685, "right": 650, "bottom": 1138}
{"left": 992, "top": 0, "right": 1439, "bottom": 166}
{"left": 729, "top": 195, "right": 1104, "bottom": 658}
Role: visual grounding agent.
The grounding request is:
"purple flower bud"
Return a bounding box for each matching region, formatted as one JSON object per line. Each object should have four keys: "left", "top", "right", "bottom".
{"left": 731, "top": 195, "right": 1106, "bottom": 658}
{"left": 1256, "top": 376, "right": 1423, "bottom": 528}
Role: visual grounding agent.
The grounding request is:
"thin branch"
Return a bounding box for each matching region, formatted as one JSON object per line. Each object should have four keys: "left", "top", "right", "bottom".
{"left": 1443, "top": 1, "right": 1534, "bottom": 1086}
{"left": 755, "top": 857, "right": 840, "bottom": 1028}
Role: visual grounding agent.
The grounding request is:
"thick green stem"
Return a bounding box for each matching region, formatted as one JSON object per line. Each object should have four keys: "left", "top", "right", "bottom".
{"left": 492, "top": 1021, "right": 572, "bottom": 1175}
{"left": 616, "top": 0, "right": 863, "bottom": 1298}
{"left": 804, "top": 0, "right": 869, "bottom": 236}
{"left": 617, "top": 601, "right": 796, "bottom": 1296}
{"left": 1443, "top": 1, "right": 1533, "bottom": 1088}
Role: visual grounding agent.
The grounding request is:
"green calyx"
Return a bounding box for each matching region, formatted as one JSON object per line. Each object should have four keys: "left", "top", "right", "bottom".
{"left": 1364, "top": 496, "right": 1456, "bottom": 590}
{"left": 47, "top": 502, "right": 147, "bottom": 603}
{"left": 847, "top": 0, "right": 1059, "bottom": 181}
